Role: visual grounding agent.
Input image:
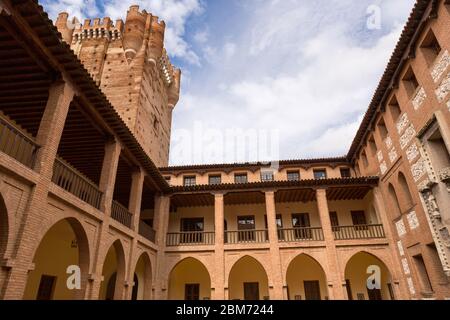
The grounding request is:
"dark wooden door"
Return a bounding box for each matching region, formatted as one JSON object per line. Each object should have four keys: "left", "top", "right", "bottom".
{"left": 105, "top": 272, "right": 117, "bottom": 300}
{"left": 185, "top": 283, "right": 200, "bottom": 300}
{"left": 244, "top": 282, "right": 259, "bottom": 300}
{"left": 131, "top": 274, "right": 139, "bottom": 300}
{"left": 292, "top": 213, "right": 311, "bottom": 239}
{"left": 36, "top": 275, "right": 56, "bottom": 300}
{"left": 238, "top": 216, "right": 255, "bottom": 241}
{"left": 304, "top": 280, "right": 321, "bottom": 300}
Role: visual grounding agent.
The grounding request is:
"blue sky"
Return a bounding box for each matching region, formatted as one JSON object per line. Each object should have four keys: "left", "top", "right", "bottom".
{"left": 41, "top": 0, "right": 416, "bottom": 165}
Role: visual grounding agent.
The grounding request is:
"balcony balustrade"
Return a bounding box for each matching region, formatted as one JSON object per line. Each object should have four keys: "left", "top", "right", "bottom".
{"left": 0, "top": 116, "right": 39, "bottom": 168}
{"left": 166, "top": 231, "right": 215, "bottom": 246}
{"left": 138, "top": 220, "right": 156, "bottom": 243}
{"left": 278, "top": 227, "right": 324, "bottom": 242}
{"left": 111, "top": 200, "right": 133, "bottom": 228}
{"left": 225, "top": 230, "right": 269, "bottom": 244}
{"left": 333, "top": 224, "right": 385, "bottom": 240}
{"left": 52, "top": 157, "right": 102, "bottom": 209}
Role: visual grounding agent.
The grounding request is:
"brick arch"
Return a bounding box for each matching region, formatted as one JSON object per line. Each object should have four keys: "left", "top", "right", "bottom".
{"left": 397, "top": 171, "right": 414, "bottom": 211}
{"left": 26, "top": 217, "right": 91, "bottom": 299}
{"left": 131, "top": 251, "right": 153, "bottom": 300}
{"left": 285, "top": 253, "right": 328, "bottom": 282}
{"left": 168, "top": 257, "right": 212, "bottom": 300}
{"left": 387, "top": 182, "right": 402, "bottom": 219}
{"left": 99, "top": 239, "right": 128, "bottom": 300}
{"left": 342, "top": 250, "right": 392, "bottom": 273}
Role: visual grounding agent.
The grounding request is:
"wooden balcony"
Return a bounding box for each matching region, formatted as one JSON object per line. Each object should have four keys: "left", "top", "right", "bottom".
{"left": 166, "top": 231, "right": 215, "bottom": 246}
{"left": 52, "top": 157, "right": 102, "bottom": 209}
{"left": 111, "top": 200, "right": 133, "bottom": 228}
{"left": 225, "top": 230, "right": 269, "bottom": 244}
{"left": 278, "top": 227, "right": 324, "bottom": 242}
{"left": 333, "top": 224, "right": 386, "bottom": 240}
{"left": 0, "top": 116, "right": 39, "bottom": 168}
{"left": 138, "top": 220, "right": 156, "bottom": 243}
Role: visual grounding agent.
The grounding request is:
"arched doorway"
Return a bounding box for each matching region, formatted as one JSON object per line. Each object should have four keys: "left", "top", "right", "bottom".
{"left": 23, "top": 218, "right": 90, "bottom": 300}
{"left": 228, "top": 256, "right": 269, "bottom": 300}
{"left": 132, "top": 253, "right": 152, "bottom": 300}
{"left": 99, "top": 240, "right": 126, "bottom": 300}
{"left": 286, "top": 254, "right": 328, "bottom": 300}
{"left": 168, "top": 257, "right": 211, "bottom": 300}
{"left": 345, "top": 251, "right": 394, "bottom": 300}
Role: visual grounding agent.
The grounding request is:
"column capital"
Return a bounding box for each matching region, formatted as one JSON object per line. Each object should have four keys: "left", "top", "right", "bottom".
{"left": 212, "top": 191, "right": 226, "bottom": 197}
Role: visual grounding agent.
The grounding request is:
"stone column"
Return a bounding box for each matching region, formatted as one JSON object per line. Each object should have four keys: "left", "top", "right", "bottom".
{"left": 213, "top": 192, "right": 225, "bottom": 300}
{"left": 265, "top": 191, "right": 284, "bottom": 300}
{"left": 153, "top": 195, "right": 171, "bottom": 299}
{"left": 2, "top": 80, "right": 75, "bottom": 299}
{"left": 316, "top": 188, "right": 346, "bottom": 300}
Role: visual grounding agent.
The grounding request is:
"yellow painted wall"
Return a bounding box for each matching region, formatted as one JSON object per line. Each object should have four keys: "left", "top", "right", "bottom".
{"left": 345, "top": 252, "right": 392, "bottom": 300}
{"left": 23, "top": 220, "right": 79, "bottom": 300}
{"left": 168, "top": 258, "right": 211, "bottom": 300}
{"left": 286, "top": 254, "right": 328, "bottom": 300}
{"left": 328, "top": 192, "right": 380, "bottom": 226}
{"left": 134, "top": 255, "right": 147, "bottom": 300}
{"left": 228, "top": 256, "right": 269, "bottom": 300}
{"left": 168, "top": 206, "right": 215, "bottom": 233}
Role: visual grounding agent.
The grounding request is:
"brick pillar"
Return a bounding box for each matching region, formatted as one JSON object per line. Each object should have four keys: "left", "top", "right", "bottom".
{"left": 2, "top": 80, "right": 74, "bottom": 299}
{"left": 98, "top": 139, "right": 121, "bottom": 214}
{"left": 316, "top": 188, "right": 346, "bottom": 300}
{"left": 213, "top": 193, "right": 225, "bottom": 300}
{"left": 265, "top": 191, "right": 284, "bottom": 300}
{"left": 153, "top": 195, "right": 170, "bottom": 299}
{"left": 124, "top": 168, "right": 144, "bottom": 299}
{"left": 87, "top": 139, "right": 121, "bottom": 299}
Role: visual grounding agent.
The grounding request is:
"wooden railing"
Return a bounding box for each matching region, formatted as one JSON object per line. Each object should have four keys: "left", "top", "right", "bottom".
{"left": 278, "top": 227, "right": 324, "bottom": 242}
{"left": 52, "top": 157, "right": 102, "bottom": 209}
{"left": 139, "top": 221, "right": 156, "bottom": 243}
{"left": 111, "top": 200, "right": 133, "bottom": 228}
{"left": 333, "top": 224, "right": 385, "bottom": 240}
{"left": 225, "top": 230, "right": 269, "bottom": 244}
{"left": 166, "top": 231, "right": 215, "bottom": 246}
{"left": 0, "top": 116, "right": 39, "bottom": 168}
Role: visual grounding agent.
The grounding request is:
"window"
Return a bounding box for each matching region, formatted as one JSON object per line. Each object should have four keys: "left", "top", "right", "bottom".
{"left": 292, "top": 213, "right": 311, "bottom": 239}
{"left": 351, "top": 211, "right": 367, "bottom": 230}
{"left": 313, "top": 169, "right": 327, "bottom": 180}
{"left": 183, "top": 175, "right": 196, "bottom": 186}
{"left": 388, "top": 95, "right": 401, "bottom": 122}
{"left": 208, "top": 174, "right": 221, "bottom": 185}
{"left": 180, "top": 218, "right": 204, "bottom": 243}
{"left": 403, "top": 66, "right": 419, "bottom": 97}
{"left": 287, "top": 170, "right": 300, "bottom": 181}
{"left": 238, "top": 215, "right": 255, "bottom": 241}
{"left": 420, "top": 28, "right": 441, "bottom": 66}
{"left": 164, "top": 176, "right": 171, "bottom": 185}
{"left": 185, "top": 284, "right": 200, "bottom": 300}
{"left": 340, "top": 168, "right": 351, "bottom": 178}
{"left": 377, "top": 117, "right": 388, "bottom": 140}
{"left": 234, "top": 173, "right": 248, "bottom": 184}
{"left": 260, "top": 170, "right": 274, "bottom": 182}
{"left": 36, "top": 275, "right": 56, "bottom": 300}
{"left": 330, "top": 211, "right": 339, "bottom": 231}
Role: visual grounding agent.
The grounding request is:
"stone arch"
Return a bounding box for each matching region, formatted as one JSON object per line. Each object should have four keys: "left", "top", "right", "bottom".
{"left": 23, "top": 217, "right": 90, "bottom": 300}
{"left": 228, "top": 255, "right": 270, "bottom": 300}
{"left": 99, "top": 239, "right": 127, "bottom": 300}
{"left": 131, "top": 252, "right": 152, "bottom": 300}
{"left": 285, "top": 253, "right": 328, "bottom": 300}
{"left": 397, "top": 171, "right": 414, "bottom": 211}
{"left": 344, "top": 251, "right": 394, "bottom": 300}
{"left": 168, "top": 257, "right": 211, "bottom": 300}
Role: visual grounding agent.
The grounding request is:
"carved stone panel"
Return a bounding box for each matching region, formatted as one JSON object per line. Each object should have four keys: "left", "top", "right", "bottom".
{"left": 412, "top": 87, "right": 427, "bottom": 110}
{"left": 431, "top": 50, "right": 450, "bottom": 83}
{"left": 435, "top": 72, "right": 450, "bottom": 102}
{"left": 396, "top": 113, "right": 409, "bottom": 135}
{"left": 411, "top": 158, "right": 427, "bottom": 182}
{"left": 400, "top": 125, "right": 416, "bottom": 150}
{"left": 407, "top": 211, "right": 419, "bottom": 230}
{"left": 406, "top": 143, "right": 419, "bottom": 163}
{"left": 396, "top": 219, "right": 407, "bottom": 237}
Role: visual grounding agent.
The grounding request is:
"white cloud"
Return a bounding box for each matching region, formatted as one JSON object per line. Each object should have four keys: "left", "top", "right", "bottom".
{"left": 171, "top": 0, "right": 415, "bottom": 165}
{"left": 42, "top": 0, "right": 203, "bottom": 64}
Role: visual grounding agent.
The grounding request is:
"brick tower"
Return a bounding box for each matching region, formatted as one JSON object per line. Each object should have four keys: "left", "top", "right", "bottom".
{"left": 55, "top": 5, "right": 181, "bottom": 167}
